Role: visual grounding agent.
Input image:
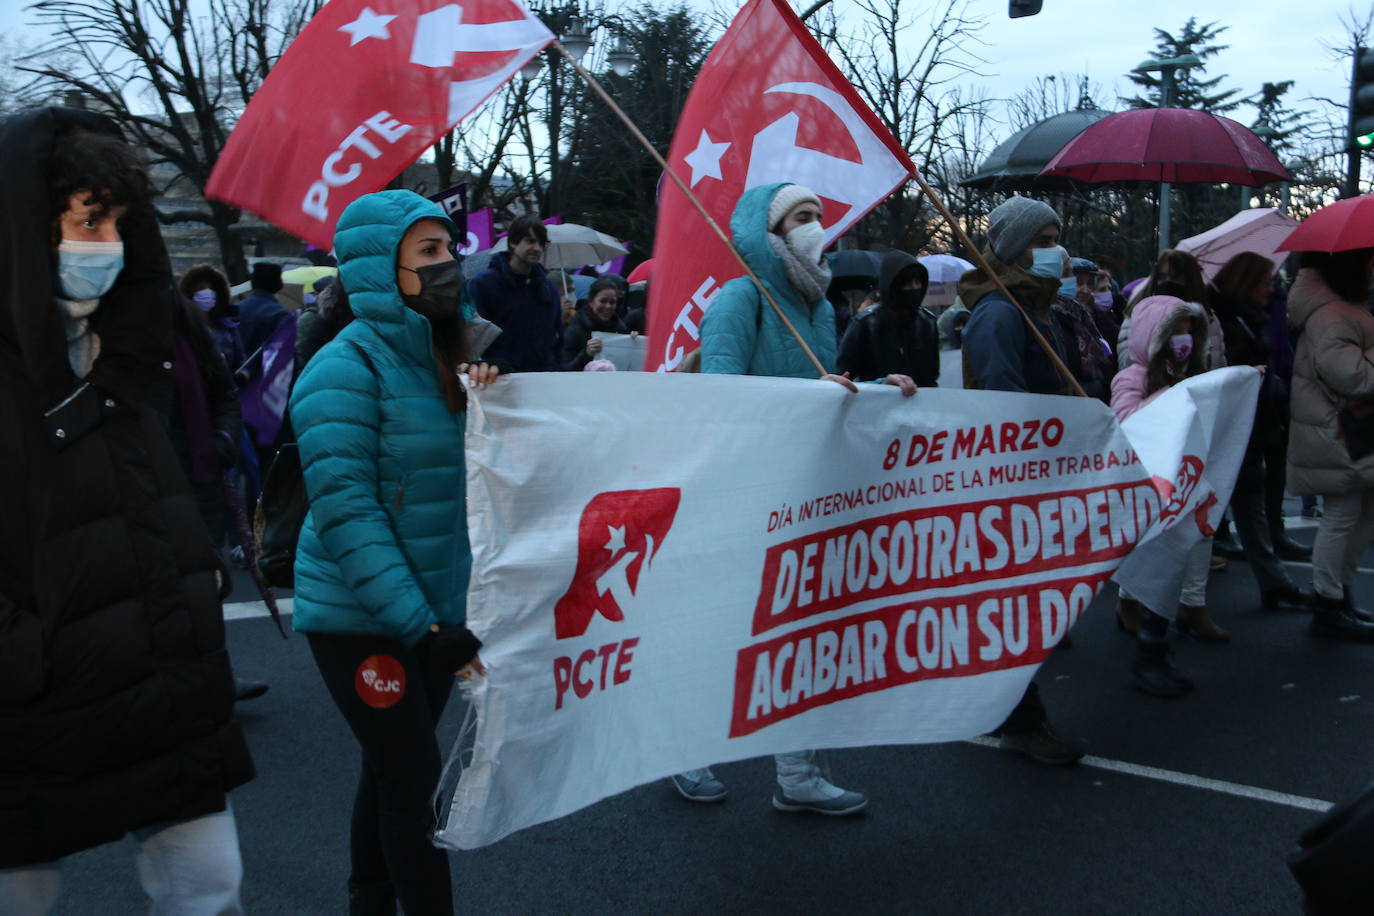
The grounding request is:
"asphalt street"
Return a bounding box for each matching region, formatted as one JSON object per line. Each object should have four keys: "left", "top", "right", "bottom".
{"left": 46, "top": 516, "right": 1374, "bottom": 915}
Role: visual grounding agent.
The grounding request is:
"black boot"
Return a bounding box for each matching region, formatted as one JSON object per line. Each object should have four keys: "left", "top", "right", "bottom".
{"left": 1271, "top": 531, "right": 1313, "bottom": 561}
{"left": 1131, "top": 640, "right": 1194, "bottom": 698}
{"left": 233, "top": 677, "right": 270, "bottom": 702}
{"left": 1261, "top": 584, "right": 1313, "bottom": 612}
{"left": 348, "top": 880, "right": 397, "bottom": 916}
{"left": 1309, "top": 591, "right": 1374, "bottom": 642}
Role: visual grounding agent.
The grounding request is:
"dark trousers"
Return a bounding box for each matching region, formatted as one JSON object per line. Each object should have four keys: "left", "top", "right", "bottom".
{"left": 1264, "top": 430, "right": 1290, "bottom": 540}
{"left": 1231, "top": 481, "right": 1295, "bottom": 593}
{"left": 998, "top": 681, "right": 1045, "bottom": 735}
{"left": 308, "top": 632, "right": 455, "bottom": 916}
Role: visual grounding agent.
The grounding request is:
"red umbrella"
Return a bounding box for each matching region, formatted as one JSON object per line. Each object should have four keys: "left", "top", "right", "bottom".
{"left": 1039, "top": 108, "right": 1292, "bottom": 186}
{"left": 627, "top": 258, "right": 654, "bottom": 285}
{"left": 1277, "top": 194, "right": 1374, "bottom": 253}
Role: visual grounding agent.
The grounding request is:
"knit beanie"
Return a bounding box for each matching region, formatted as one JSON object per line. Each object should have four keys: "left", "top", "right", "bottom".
{"left": 767, "top": 184, "right": 822, "bottom": 233}
{"left": 986, "top": 197, "right": 1061, "bottom": 263}
{"left": 251, "top": 261, "right": 284, "bottom": 293}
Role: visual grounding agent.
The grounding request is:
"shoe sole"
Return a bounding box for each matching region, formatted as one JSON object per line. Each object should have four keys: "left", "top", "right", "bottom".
{"left": 771, "top": 796, "right": 868, "bottom": 816}
{"left": 670, "top": 781, "right": 728, "bottom": 803}
{"left": 234, "top": 687, "right": 269, "bottom": 702}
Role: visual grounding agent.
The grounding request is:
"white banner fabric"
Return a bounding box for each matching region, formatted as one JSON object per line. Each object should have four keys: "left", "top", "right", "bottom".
{"left": 437, "top": 367, "right": 1259, "bottom": 850}
{"left": 591, "top": 332, "right": 646, "bottom": 371}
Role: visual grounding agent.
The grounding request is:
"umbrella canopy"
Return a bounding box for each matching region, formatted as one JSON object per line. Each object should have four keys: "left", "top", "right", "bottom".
{"left": 626, "top": 258, "right": 654, "bottom": 285}
{"left": 281, "top": 265, "right": 338, "bottom": 292}
{"left": 1176, "top": 207, "right": 1300, "bottom": 279}
{"left": 1040, "top": 108, "right": 1292, "bottom": 187}
{"left": 919, "top": 254, "right": 975, "bottom": 311}
{"left": 960, "top": 108, "right": 1113, "bottom": 191}
{"left": 827, "top": 249, "right": 882, "bottom": 281}
{"left": 462, "top": 222, "right": 628, "bottom": 279}
{"left": 1277, "top": 194, "right": 1374, "bottom": 254}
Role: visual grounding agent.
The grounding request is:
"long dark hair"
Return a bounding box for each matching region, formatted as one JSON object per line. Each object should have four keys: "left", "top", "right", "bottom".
{"left": 430, "top": 311, "right": 471, "bottom": 413}
{"left": 1139, "top": 249, "right": 1207, "bottom": 304}
{"left": 1300, "top": 248, "right": 1374, "bottom": 304}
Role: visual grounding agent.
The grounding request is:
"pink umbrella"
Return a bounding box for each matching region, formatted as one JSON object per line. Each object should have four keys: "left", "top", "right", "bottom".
{"left": 1177, "top": 207, "right": 1300, "bottom": 279}
{"left": 1039, "top": 108, "right": 1292, "bottom": 186}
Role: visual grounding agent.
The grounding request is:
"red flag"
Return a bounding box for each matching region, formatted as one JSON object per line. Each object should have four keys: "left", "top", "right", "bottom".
{"left": 207, "top": 0, "right": 552, "bottom": 249}
{"left": 644, "top": 0, "right": 915, "bottom": 372}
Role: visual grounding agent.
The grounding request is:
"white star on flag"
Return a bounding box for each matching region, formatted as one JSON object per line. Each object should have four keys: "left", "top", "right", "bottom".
{"left": 604, "top": 525, "right": 627, "bottom": 555}
{"left": 339, "top": 7, "right": 397, "bottom": 46}
{"left": 682, "top": 130, "right": 730, "bottom": 188}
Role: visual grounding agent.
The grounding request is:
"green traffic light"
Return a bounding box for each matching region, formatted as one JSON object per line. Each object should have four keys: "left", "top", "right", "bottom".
{"left": 1359, "top": 133, "right": 1374, "bottom": 148}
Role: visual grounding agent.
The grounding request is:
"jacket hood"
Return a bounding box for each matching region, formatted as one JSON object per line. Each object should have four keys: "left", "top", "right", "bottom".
{"left": 1129, "top": 294, "right": 1206, "bottom": 366}
{"left": 1287, "top": 268, "right": 1344, "bottom": 332}
{"left": 730, "top": 182, "right": 802, "bottom": 307}
{"left": 179, "top": 263, "right": 233, "bottom": 313}
{"left": 879, "top": 250, "right": 928, "bottom": 307}
{"left": 0, "top": 106, "right": 173, "bottom": 409}
{"left": 333, "top": 190, "right": 457, "bottom": 362}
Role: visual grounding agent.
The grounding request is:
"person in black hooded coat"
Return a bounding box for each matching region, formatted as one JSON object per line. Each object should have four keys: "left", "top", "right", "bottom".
{"left": 836, "top": 250, "right": 939, "bottom": 387}
{"left": 0, "top": 107, "right": 254, "bottom": 911}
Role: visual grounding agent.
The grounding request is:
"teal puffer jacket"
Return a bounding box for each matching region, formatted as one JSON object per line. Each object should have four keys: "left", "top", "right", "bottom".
{"left": 290, "top": 191, "right": 469, "bottom": 645}
{"left": 699, "top": 183, "right": 837, "bottom": 379}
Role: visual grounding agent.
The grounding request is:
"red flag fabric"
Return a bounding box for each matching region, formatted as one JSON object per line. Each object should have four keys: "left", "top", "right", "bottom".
{"left": 643, "top": 0, "right": 915, "bottom": 372}
{"left": 207, "top": 0, "right": 552, "bottom": 249}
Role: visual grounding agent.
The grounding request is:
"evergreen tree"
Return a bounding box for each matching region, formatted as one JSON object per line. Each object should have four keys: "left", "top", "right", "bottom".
{"left": 1124, "top": 18, "right": 1242, "bottom": 112}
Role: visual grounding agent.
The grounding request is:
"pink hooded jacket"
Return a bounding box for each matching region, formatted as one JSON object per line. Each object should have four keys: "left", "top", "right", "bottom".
{"left": 1110, "top": 295, "right": 1208, "bottom": 422}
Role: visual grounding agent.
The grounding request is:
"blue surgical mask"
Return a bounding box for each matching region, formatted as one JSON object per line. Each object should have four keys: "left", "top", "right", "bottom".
{"left": 1058, "top": 276, "right": 1078, "bottom": 299}
{"left": 1092, "top": 291, "right": 1114, "bottom": 310}
{"left": 56, "top": 239, "right": 124, "bottom": 300}
{"left": 1027, "top": 247, "right": 1062, "bottom": 279}
{"left": 192, "top": 288, "right": 218, "bottom": 312}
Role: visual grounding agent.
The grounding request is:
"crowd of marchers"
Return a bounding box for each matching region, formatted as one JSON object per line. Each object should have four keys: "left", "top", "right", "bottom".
{"left": 5, "top": 106, "right": 1374, "bottom": 916}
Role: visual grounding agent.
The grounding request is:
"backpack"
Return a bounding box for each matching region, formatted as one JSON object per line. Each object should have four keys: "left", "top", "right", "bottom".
{"left": 255, "top": 339, "right": 374, "bottom": 588}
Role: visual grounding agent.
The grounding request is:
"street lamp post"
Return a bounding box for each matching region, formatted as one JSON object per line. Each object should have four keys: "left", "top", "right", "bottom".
{"left": 1244, "top": 123, "right": 1281, "bottom": 210}
{"left": 519, "top": 13, "right": 635, "bottom": 218}
{"left": 1133, "top": 54, "right": 1201, "bottom": 255}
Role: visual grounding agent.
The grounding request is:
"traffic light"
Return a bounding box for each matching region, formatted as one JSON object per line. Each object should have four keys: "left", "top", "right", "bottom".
{"left": 1008, "top": 0, "right": 1043, "bottom": 18}
{"left": 1351, "top": 47, "right": 1374, "bottom": 149}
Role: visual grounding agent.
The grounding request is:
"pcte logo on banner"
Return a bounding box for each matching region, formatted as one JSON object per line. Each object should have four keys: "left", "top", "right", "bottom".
{"left": 355, "top": 654, "right": 407, "bottom": 709}
{"left": 551, "top": 488, "right": 681, "bottom": 710}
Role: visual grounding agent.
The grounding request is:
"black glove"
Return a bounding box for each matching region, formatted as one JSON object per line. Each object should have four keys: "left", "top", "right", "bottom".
{"left": 423, "top": 623, "right": 482, "bottom": 673}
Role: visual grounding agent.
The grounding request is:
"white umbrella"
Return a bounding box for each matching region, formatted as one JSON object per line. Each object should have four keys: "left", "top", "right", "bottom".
{"left": 462, "top": 222, "right": 629, "bottom": 279}
{"left": 1177, "top": 207, "right": 1299, "bottom": 280}
{"left": 919, "top": 254, "right": 975, "bottom": 311}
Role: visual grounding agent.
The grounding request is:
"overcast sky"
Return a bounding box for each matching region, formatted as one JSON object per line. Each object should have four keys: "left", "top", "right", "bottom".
{"left": 2, "top": 0, "right": 1358, "bottom": 139}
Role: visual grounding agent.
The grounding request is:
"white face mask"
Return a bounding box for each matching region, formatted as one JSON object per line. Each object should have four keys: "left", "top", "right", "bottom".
{"left": 786, "top": 221, "right": 825, "bottom": 265}
{"left": 56, "top": 239, "right": 125, "bottom": 300}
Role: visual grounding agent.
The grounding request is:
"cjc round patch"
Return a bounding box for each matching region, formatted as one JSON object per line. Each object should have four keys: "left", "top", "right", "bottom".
{"left": 355, "top": 654, "right": 407, "bottom": 709}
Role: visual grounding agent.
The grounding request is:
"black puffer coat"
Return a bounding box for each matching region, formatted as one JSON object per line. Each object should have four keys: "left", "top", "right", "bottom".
{"left": 0, "top": 107, "right": 254, "bottom": 868}
{"left": 836, "top": 250, "right": 940, "bottom": 386}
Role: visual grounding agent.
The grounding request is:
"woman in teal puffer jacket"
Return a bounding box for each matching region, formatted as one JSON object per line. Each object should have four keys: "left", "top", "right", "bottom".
{"left": 290, "top": 190, "right": 495, "bottom": 916}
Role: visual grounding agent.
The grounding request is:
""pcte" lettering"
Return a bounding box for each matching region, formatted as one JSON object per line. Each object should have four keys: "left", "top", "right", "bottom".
{"left": 552, "top": 638, "right": 638, "bottom": 710}
{"left": 302, "top": 111, "right": 414, "bottom": 223}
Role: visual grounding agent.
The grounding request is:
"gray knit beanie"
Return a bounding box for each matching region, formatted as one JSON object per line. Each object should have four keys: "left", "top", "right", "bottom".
{"left": 986, "top": 197, "right": 1061, "bottom": 263}
{"left": 767, "top": 184, "right": 822, "bottom": 233}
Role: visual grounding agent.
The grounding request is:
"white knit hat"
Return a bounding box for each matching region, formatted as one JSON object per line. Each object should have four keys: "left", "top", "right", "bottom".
{"left": 767, "top": 184, "right": 822, "bottom": 233}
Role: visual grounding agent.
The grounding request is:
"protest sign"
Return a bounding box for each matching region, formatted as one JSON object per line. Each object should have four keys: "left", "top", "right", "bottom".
{"left": 591, "top": 332, "right": 646, "bottom": 371}
{"left": 434, "top": 366, "right": 1259, "bottom": 850}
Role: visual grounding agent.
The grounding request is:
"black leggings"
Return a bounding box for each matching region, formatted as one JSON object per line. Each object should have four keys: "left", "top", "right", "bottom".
{"left": 308, "top": 631, "right": 455, "bottom": 916}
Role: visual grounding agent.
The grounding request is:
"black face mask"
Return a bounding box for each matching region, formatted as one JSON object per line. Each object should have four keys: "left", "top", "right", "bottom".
{"left": 1156, "top": 280, "right": 1188, "bottom": 300}
{"left": 400, "top": 260, "right": 463, "bottom": 319}
{"left": 896, "top": 288, "right": 926, "bottom": 311}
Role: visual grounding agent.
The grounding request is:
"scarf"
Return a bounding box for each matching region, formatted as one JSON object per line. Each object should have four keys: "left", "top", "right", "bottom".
{"left": 55, "top": 296, "right": 101, "bottom": 377}
{"left": 767, "top": 233, "right": 832, "bottom": 306}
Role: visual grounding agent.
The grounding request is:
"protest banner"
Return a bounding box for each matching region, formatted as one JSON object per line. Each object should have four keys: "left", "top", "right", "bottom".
{"left": 207, "top": 0, "right": 552, "bottom": 249}
{"left": 434, "top": 366, "right": 1260, "bottom": 850}
{"left": 642, "top": 0, "right": 915, "bottom": 373}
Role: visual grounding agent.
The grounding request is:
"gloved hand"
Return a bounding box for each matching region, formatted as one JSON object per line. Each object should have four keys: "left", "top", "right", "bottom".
{"left": 422, "top": 623, "right": 482, "bottom": 674}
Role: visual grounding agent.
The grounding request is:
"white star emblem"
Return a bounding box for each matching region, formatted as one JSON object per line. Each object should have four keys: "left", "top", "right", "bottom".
{"left": 340, "top": 7, "right": 397, "bottom": 46}
{"left": 683, "top": 130, "right": 730, "bottom": 188}
{"left": 604, "top": 525, "right": 626, "bottom": 556}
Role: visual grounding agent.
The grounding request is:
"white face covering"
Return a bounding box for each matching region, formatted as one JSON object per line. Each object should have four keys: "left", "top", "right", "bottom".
{"left": 786, "top": 221, "right": 825, "bottom": 265}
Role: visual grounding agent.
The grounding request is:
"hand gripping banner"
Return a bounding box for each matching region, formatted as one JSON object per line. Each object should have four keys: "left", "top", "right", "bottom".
{"left": 207, "top": 0, "right": 552, "bottom": 249}
{"left": 435, "top": 367, "right": 1259, "bottom": 849}
{"left": 643, "top": 0, "right": 916, "bottom": 373}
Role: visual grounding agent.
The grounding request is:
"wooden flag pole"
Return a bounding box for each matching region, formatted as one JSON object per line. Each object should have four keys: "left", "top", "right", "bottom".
{"left": 552, "top": 41, "right": 827, "bottom": 378}
{"left": 909, "top": 171, "right": 1088, "bottom": 398}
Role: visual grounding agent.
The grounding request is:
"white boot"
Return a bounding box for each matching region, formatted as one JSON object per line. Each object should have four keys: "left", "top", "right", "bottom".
{"left": 772, "top": 750, "right": 867, "bottom": 815}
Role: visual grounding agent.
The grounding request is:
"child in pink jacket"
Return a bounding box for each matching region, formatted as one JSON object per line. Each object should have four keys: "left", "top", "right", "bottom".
{"left": 1111, "top": 295, "right": 1221, "bottom": 698}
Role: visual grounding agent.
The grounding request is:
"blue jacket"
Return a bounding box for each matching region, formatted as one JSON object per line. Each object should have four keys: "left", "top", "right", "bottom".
{"left": 466, "top": 253, "right": 561, "bottom": 371}
{"left": 962, "top": 292, "right": 1070, "bottom": 395}
{"left": 289, "top": 191, "right": 469, "bottom": 645}
{"left": 699, "top": 183, "right": 837, "bottom": 379}
{"left": 236, "top": 289, "right": 290, "bottom": 359}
